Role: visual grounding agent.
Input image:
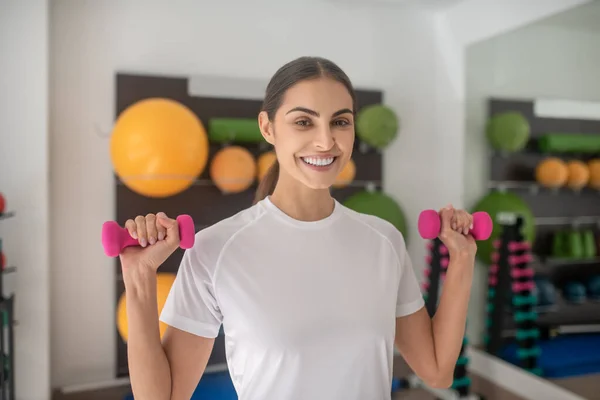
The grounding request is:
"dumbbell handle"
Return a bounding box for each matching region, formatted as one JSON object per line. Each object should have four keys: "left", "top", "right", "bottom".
{"left": 418, "top": 209, "right": 493, "bottom": 241}
{"left": 101, "top": 214, "right": 196, "bottom": 257}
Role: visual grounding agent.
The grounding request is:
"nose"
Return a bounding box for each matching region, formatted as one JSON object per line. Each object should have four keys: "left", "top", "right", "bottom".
{"left": 313, "top": 125, "right": 335, "bottom": 150}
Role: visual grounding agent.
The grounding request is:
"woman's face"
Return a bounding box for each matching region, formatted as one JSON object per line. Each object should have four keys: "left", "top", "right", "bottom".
{"left": 259, "top": 77, "right": 355, "bottom": 190}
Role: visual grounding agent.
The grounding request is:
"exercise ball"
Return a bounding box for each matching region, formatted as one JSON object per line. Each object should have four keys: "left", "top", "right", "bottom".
{"left": 471, "top": 191, "right": 535, "bottom": 265}
{"left": 356, "top": 105, "right": 399, "bottom": 149}
{"left": 110, "top": 98, "right": 209, "bottom": 198}
{"left": 117, "top": 272, "right": 176, "bottom": 342}
{"left": 587, "top": 275, "right": 600, "bottom": 300}
{"left": 210, "top": 146, "right": 257, "bottom": 193}
{"left": 535, "top": 158, "right": 568, "bottom": 188}
{"left": 486, "top": 111, "right": 530, "bottom": 152}
{"left": 257, "top": 151, "right": 277, "bottom": 182}
{"left": 343, "top": 191, "right": 408, "bottom": 239}
{"left": 566, "top": 160, "right": 589, "bottom": 190}
{"left": 333, "top": 158, "right": 356, "bottom": 188}
{"left": 588, "top": 159, "right": 600, "bottom": 189}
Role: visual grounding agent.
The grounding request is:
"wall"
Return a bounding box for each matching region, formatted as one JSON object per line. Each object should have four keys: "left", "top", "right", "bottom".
{"left": 464, "top": 23, "right": 600, "bottom": 343}
{"left": 0, "top": 0, "right": 51, "bottom": 398}
{"left": 49, "top": 0, "right": 448, "bottom": 387}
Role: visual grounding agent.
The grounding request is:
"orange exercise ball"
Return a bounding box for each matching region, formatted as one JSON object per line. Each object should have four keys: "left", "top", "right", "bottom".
{"left": 535, "top": 158, "right": 568, "bottom": 188}
{"left": 210, "top": 146, "right": 257, "bottom": 193}
{"left": 110, "top": 98, "right": 209, "bottom": 198}
{"left": 588, "top": 159, "right": 600, "bottom": 189}
{"left": 566, "top": 160, "right": 589, "bottom": 190}
{"left": 116, "top": 272, "right": 176, "bottom": 342}
{"left": 333, "top": 158, "right": 356, "bottom": 188}
{"left": 257, "top": 151, "right": 277, "bottom": 182}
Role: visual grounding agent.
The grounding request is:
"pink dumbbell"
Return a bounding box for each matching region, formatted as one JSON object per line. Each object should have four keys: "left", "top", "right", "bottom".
{"left": 511, "top": 268, "right": 534, "bottom": 279}
{"left": 513, "top": 281, "right": 535, "bottom": 292}
{"left": 425, "top": 255, "right": 449, "bottom": 267}
{"left": 101, "top": 214, "right": 196, "bottom": 257}
{"left": 489, "top": 276, "right": 498, "bottom": 286}
{"left": 493, "top": 240, "right": 531, "bottom": 252}
{"left": 490, "top": 265, "right": 499, "bottom": 274}
{"left": 509, "top": 254, "right": 533, "bottom": 265}
{"left": 418, "top": 210, "right": 493, "bottom": 240}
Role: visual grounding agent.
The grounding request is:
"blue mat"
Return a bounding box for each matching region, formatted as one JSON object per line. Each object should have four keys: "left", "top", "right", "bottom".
{"left": 124, "top": 371, "right": 237, "bottom": 400}
{"left": 500, "top": 333, "right": 600, "bottom": 378}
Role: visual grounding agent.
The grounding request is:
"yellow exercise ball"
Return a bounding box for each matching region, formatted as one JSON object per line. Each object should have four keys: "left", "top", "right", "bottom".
{"left": 110, "top": 98, "right": 209, "bottom": 198}
{"left": 588, "top": 159, "right": 600, "bottom": 189}
{"left": 116, "top": 272, "right": 176, "bottom": 342}
{"left": 535, "top": 157, "right": 568, "bottom": 188}
{"left": 210, "top": 146, "right": 257, "bottom": 194}
{"left": 257, "top": 151, "right": 277, "bottom": 182}
{"left": 333, "top": 158, "right": 356, "bottom": 188}
{"left": 566, "top": 160, "right": 589, "bottom": 190}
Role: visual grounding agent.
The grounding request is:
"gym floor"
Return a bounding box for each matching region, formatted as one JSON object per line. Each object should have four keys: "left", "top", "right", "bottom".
{"left": 52, "top": 357, "right": 527, "bottom": 400}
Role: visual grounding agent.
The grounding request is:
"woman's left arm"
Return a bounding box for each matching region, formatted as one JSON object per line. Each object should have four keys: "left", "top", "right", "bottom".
{"left": 394, "top": 206, "right": 476, "bottom": 389}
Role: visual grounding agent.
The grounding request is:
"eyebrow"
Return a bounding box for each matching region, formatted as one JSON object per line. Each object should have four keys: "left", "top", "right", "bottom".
{"left": 285, "top": 107, "right": 354, "bottom": 117}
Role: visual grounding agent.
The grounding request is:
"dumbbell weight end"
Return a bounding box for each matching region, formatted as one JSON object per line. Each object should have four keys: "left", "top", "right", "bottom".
{"left": 101, "top": 214, "right": 196, "bottom": 257}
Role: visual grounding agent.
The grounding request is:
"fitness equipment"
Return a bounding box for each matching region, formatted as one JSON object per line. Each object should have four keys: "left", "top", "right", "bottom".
{"left": 588, "top": 159, "right": 600, "bottom": 189}
{"left": 471, "top": 191, "right": 535, "bottom": 265}
{"left": 535, "top": 158, "right": 568, "bottom": 189}
{"left": 563, "top": 281, "right": 587, "bottom": 304}
{"left": 417, "top": 210, "right": 493, "bottom": 241}
{"left": 101, "top": 214, "right": 196, "bottom": 257}
{"left": 486, "top": 111, "right": 530, "bottom": 152}
{"left": 117, "top": 272, "right": 176, "bottom": 342}
{"left": 394, "top": 238, "right": 483, "bottom": 400}
{"left": 343, "top": 190, "right": 408, "bottom": 239}
{"left": 485, "top": 213, "right": 542, "bottom": 376}
{"left": 110, "top": 98, "right": 209, "bottom": 198}
{"left": 587, "top": 275, "right": 600, "bottom": 301}
{"left": 538, "top": 133, "right": 600, "bottom": 154}
{"left": 208, "top": 118, "right": 264, "bottom": 143}
{"left": 355, "top": 104, "right": 399, "bottom": 149}
{"left": 533, "top": 277, "right": 557, "bottom": 307}
{"left": 210, "top": 146, "right": 257, "bottom": 194}
{"left": 332, "top": 158, "right": 356, "bottom": 189}
{"left": 552, "top": 230, "right": 597, "bottom": 259}
{"left": 565, "top": 160, "right": 590, "bottom": 190}
{"left": 257, "top": 151, "right": 277, "bottom": 182}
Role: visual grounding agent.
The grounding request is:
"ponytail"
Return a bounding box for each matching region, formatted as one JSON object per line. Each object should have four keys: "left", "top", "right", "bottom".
{"left": 254, "top": 160, "right": 279, "bottom": 204}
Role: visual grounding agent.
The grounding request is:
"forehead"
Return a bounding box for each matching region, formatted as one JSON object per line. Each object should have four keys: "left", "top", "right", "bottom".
{"left": 279, "top": 78, "right": 353, "bottom": 114}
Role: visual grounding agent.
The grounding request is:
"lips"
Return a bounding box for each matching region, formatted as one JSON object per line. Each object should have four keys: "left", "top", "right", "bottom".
{"left": 301, "top": 156, "right": 336, "bottom": 167}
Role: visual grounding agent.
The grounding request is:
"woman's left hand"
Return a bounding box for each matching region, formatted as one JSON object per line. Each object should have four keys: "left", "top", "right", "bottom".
{"left": 438, "top": 205, "right": 477, "bottom": 258}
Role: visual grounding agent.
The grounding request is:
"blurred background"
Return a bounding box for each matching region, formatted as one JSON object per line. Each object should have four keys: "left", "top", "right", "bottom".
{"left": 1, "top": 0, "right": 600, "bottom": 399}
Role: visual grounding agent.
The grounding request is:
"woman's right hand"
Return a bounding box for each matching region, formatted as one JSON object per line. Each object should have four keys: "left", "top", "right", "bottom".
{"left": 120, "top": 212, "right": 181, "bottom": 270}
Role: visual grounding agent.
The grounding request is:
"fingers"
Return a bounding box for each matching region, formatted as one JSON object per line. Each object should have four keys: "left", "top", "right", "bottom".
{"left": 438, "top": 204, "right": 454, "bottom": 233}
{"left": 157, "top": 212, "right": 180, "bottom": 246}
{"left": 145, "top": 213, "right": 158, "bottom": 245}
{"left": 439, "top": 205, "right": 473, "bottom": 235}
{"left": 125, "top": 219, "right": 137, "bottom": 239}
{"left": 134, "top": 215, "right": 148, "bottom": 247}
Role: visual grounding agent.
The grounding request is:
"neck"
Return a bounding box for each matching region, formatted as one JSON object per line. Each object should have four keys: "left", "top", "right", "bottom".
{"left": 269, "top": 174, "right": 335, "bottom": 222}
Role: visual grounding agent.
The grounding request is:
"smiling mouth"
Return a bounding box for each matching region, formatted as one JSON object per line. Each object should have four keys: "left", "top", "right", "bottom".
{"left": 300, "top": 156, "right": 337, "bottom": 167}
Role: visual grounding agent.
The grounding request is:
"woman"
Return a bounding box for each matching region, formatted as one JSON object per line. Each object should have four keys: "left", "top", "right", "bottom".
{"left": 121, "top": 56, "right": 477, "bottom": 400}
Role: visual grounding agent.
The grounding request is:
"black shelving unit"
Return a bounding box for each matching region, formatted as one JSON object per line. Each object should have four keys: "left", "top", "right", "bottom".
{"left": 0, "top": 211, "right": 15, "bottom": 400}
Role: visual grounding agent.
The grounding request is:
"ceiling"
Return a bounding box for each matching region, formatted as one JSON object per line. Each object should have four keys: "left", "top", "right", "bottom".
{"left": 533, "top": 0, "right": 600, "bottom": 33}
{"left": 321, "top": 0, "right": 465, "bottom": 11}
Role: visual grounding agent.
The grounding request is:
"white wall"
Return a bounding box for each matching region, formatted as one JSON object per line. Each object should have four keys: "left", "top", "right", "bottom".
{"left": 0, "top": 1, "right": 51, "bottom": 399}
{"left": 464, "top": 22, "right": 600, "bottom": 344}
{"left": 50, "top": 0, "right": 449, "bottom": 387}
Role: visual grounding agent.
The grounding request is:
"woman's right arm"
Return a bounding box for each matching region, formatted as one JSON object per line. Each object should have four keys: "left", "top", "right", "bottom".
{"left": 122, "top": 213, "right": 217, "bottom": 400}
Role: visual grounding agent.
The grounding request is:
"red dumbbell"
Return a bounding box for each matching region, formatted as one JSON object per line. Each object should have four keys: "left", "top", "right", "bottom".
{"left": 101, "top": 214, "right": 196, "bottom": 257}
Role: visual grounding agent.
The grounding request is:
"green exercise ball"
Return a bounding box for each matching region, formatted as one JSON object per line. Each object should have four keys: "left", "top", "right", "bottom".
{"left": 356, "top": 104, "right": 399, "bottom": 149}
{"left": 486, "top": 111, "right": 530, "bottom": 152}
{"left": 471, "top": 191, "right": 535, "bottom": 264}
{"left": 343, "top": 191, "right": 408, "bottom": 239}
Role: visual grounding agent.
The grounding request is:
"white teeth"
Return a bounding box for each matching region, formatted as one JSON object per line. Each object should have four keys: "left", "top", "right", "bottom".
{"left": 302, "top": 157, "right": 335, "bottom": 166}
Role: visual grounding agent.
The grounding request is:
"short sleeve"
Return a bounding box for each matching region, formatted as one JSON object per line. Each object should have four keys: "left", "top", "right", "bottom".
{"left": 395, "top": 237, "right": 426, "bottom": 318}
{"left": 159, "top": 248, "right": 223, "bottom": 338}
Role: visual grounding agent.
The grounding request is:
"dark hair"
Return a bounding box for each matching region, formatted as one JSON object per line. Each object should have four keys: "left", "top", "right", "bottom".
{"left": 254, "top": 56, "right": 357, "bottom": 204}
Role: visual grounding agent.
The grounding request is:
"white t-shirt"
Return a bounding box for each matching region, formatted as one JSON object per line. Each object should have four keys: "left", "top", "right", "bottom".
{"left": 160, "top": 196, "right": 425, "bottom": 400}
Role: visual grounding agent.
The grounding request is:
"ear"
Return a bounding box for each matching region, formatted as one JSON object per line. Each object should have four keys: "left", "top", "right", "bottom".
{"left": 258, "top": 111, "right": 275, "bottom": 145}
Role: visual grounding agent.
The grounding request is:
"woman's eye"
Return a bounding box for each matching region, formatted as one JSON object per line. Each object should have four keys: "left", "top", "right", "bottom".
{"left": 296, "top": 119, "right": 311, "bottom": 126}
{"left": 333, "top": 119, "right": 350, "bottom": 126}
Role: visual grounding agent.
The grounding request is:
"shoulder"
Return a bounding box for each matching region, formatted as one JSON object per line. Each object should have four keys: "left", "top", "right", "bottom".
{"left": 185, "top": 202, "right": 267, "bottom": 269}
{"left": 338, "top": 202, "right": 408, "bottom": 256}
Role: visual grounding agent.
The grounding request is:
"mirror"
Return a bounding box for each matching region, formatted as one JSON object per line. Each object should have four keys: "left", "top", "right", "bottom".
{"left": 465, "top": 2, "right": 600, "bottom": 399}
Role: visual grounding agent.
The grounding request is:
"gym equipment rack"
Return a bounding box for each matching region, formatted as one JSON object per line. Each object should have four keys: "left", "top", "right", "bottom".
{"left": 0, "top": 210, "right": 15, "bottom": 400}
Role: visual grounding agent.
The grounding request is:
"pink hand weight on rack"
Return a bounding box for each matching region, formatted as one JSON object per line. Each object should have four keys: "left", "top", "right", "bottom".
{"left": 511, "top": 268, "right": 535, "bottom": 279}
{"left": 101, "top": 214, "right": 196, "bottom": 257}
{"left": 418, "top": 209, "right": 493, "bottom": 240}
{"left": 513, "top": 281, "right": 535, "bottom": 292}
